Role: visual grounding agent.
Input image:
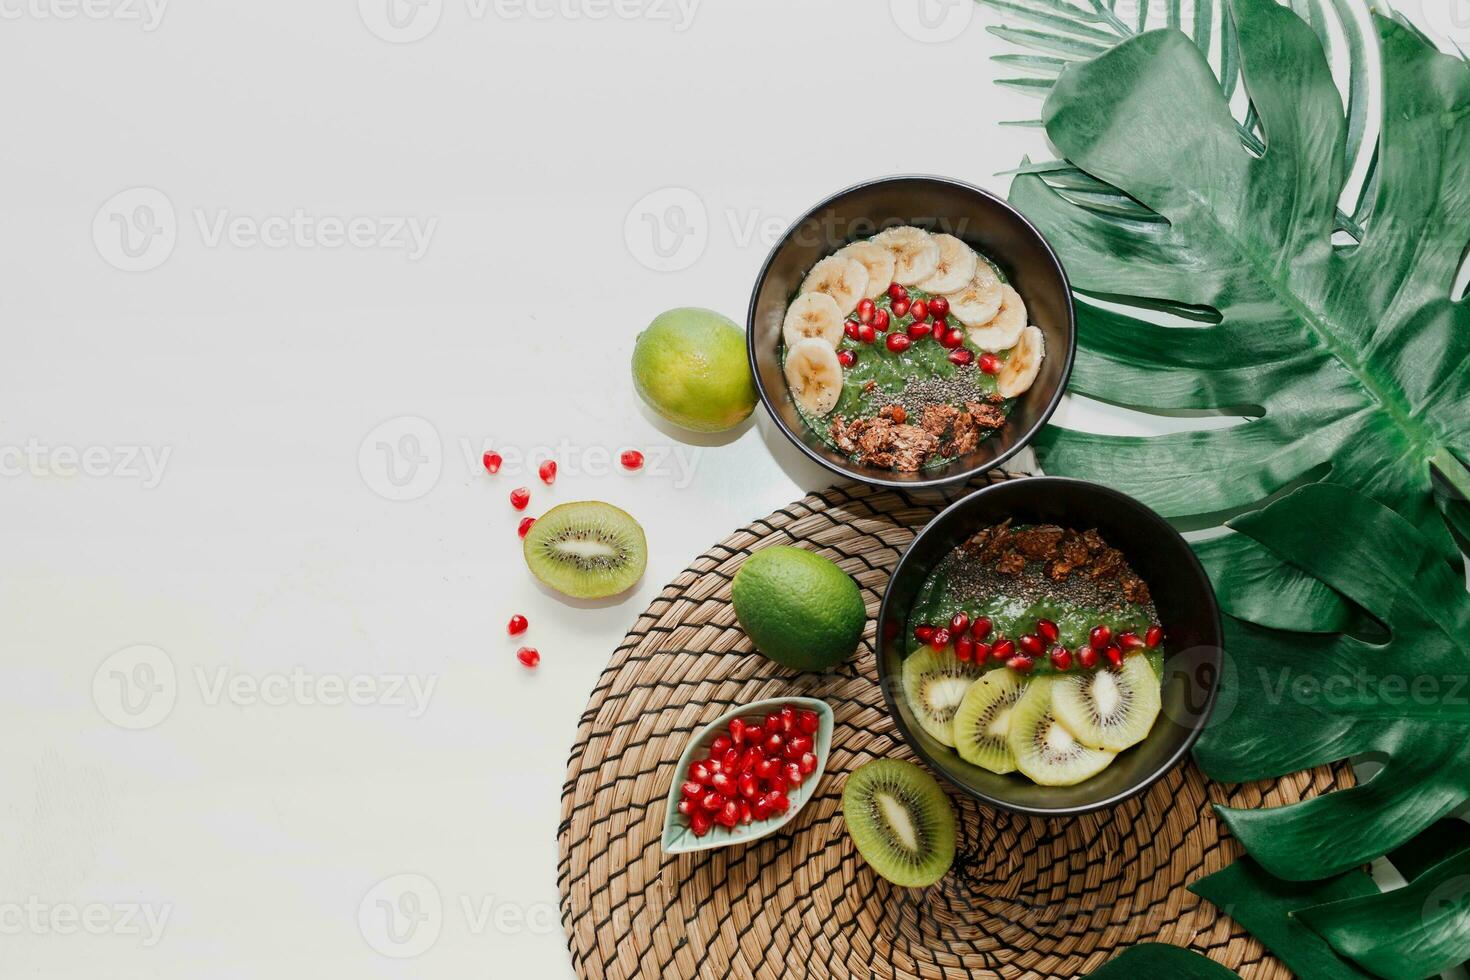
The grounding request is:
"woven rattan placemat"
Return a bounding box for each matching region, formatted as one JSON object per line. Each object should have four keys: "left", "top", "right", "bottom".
{"left": 557, "top": 481, "right": 1351, "bottom": 979}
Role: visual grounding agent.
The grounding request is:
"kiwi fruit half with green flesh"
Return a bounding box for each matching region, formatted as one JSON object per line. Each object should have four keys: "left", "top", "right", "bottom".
{"left": 951, "top": 669, "right": 1025, "bottom": 774}
{"left": 901, "top": 647, "right": 985, "bottom": 747}
{"left": 842, "top": 759, "right": 956, "bottom": 888}
{"left": 1007, "top": 676, "right": 1118, "bottom": 787}
{"left": 523, "top": 501, "right": 647, "bottom": 599}
{"left": 1051, "top": 655, "right": 1161, "bottom": 752}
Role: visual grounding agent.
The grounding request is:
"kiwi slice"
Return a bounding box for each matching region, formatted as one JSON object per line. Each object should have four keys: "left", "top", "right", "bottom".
{"left": 901, "top": 647, "right": 985, "bottom": 747}
{"left": 841, "top": 759, "right": 956, "bottom": 889}
{"left": 1007, "top": 677, "right": 1117, "bottom": 787}
{"left": 522, "top": 501, "right": 647, "bottom": 599}
{"left": 1051, "top": 655, "right": 1161, "bottom": 752}
{"left": 951, "top": 669, "right": 1025, "bottom": 774}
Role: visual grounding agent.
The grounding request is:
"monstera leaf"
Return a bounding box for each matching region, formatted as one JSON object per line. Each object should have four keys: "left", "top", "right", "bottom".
{"left": 1002, "top": 0, "right": 1470, "bottom": 629}
{"left": 1085, "top": 943, "right": 1239, "bottom": 978}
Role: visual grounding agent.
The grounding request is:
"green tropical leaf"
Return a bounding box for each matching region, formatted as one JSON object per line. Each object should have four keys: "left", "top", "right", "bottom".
{"left": 1084, "top": 943, "right": 1239, "bottom": 978}
{"left": 1191, "top": 483, "right": 1470, "bottom": 881}
{"left": 1014, "top": 0, "right": 1470, "bottom": 629}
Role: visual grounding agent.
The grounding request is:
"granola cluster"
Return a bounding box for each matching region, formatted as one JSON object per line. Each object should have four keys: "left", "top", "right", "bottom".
{"left": 961, "top": 521, "right": 1152, "bottom": 605}
{"left": 829, "top": 396, "right": 1008, "bottom": 473}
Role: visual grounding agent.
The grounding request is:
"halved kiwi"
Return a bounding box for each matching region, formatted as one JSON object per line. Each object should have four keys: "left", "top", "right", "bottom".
{"left": 1051, "top": 655, "right": 1161, "bottom": 752}
{"left": 1007, "top": 677, "right": 1117, "bottom": 787}
{"left": 901, "top": 647, "right": 985, "bottom": 747}
{"left": 522, "top": 501, "right": 647, "bottom": 599}
{"left": 951, "top": 669, "right": 1025, "bottom": 774}
{"left": 841, "top": 759, "right": 956, "bottom": 889}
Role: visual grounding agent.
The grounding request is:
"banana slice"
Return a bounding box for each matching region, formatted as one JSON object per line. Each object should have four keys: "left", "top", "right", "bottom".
{"left": 947, "top": 260, "right": 1003, "bottom": 328}
{"left": 996, "top": 325, "right": 1046, "bottom": 399}
{"left": 800, "top": 256, "right": 869, "bottom": 316}
{"left": 782, "top": 293, "right": 845, "bottom": 349}
{"left": 917, "top": 234, "right": 979, "bottom": 294}
{"left": 872, "top": 226, "right": 941, "bottom": 285}
{"left": 836, "top": 241, "right": 896, "bottom": 299}
{"left": 784, "top": 338, "right": 844, "bottom": 416}
{"left": 967, "top": 284, "right": 1028, "bottom": 351}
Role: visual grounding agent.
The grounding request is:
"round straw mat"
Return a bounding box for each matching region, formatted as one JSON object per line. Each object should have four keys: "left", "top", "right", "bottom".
{"left": 557, "top": 480, "right": 1353, "bottom": 979}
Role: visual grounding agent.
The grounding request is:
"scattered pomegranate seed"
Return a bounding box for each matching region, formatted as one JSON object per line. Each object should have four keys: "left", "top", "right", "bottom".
{"left": 837, "top": 349, "right": 856, "bottom": 368}
{"left": 929, "top": 627, "right": 951, "bottom": 650}
{"left": 872, "top": 308, "right": 891, "bottom": 332}
{"left": 517, "top": 517, "right": 536, "bottom": 538}
{"left": 974, "top": 642, "right": 992, "bottom": 661}
{"left": 892, "top": 298, "right": 911, "bottom": 319}
{"left": 932, "top": 315, "right": 949, "bottom": 333}
{"left": 949, "top": 349, "right": 974, "bottom": 367}
{"left": 1089, "top": 624, "right": 1113, "bottom": 650}
{"left": 950, "top": 612, "right": 970, "bottom": 634}
{"left": 910, "top": 299, "right": 929, "bottom": 322}
{"left": 1079, "top": 646, "right": 1099, "bottom": 670}
{"left": 620, "top": 449, "right": 644, "bottom": 471}
{"left": 971, "top": 616, "right": 993, "bottom": 641}
{"left": 857, "top": 323, "right": 877, "bottom": 344}
{"left": 507, "top": 614, "right": 528, "bottom": 636}
{"left": 955, "top": 636, "right": 975, "bottom": 661}
{"left": 796, "top": 710, "right": 820, "bottom": 735}
{"left": 482, "top": 451, "right": 503, "bottom": 474}
{"left": 844, "top": 320, "right": 860, "bottom": 340}
{"left": 538, "top": 460, "right": 557, "bottom": 485}
{"left": 510, "top": 487, "right": 530, "bottom": 510}
{"left": 929, "top": 295, "right": 950, "bottom": 318}
{"left": 887, "top": 283, "right": 908, "bottom": 302}
{"left": 1119, "top": 631, "right": 1145, "bottom": 652}
{"left": 938, "top": 326, "right": 962, "bottom": 349}
{"left": 991, "top": 637, "right": 1015, "bottom": 661}
{"left": 1105, "top": 643, "right": 1124, "bottom": 668}
{"left": 978, "top": 352, "right": 1001, "bottom": 375}
{"left": 1007, "top": 655, "right": 1035, "bottom": 673}
{"left": 886, "top": 333, "right": 912, "bottom": 353}
{"left": 1145, "top": 624, "right": 1164, "bottom": 648}
{"left": 907, "top": 321, "right": 932, "bottom": 340}
{"left": 1037, "top": 619, "right": 1059, "bottom": 643}
{"left": 516, "top": 647, "right": 540, "bottom": 668}
{"left": 914, "top": 624, "right": 936, "bottom": 644}
{"left": 857, "top": 298, "right": 876, "bottom": 324}
{"left": 1050, "top": 646, "right": 1072, "bottom": 671}
{"left": 1019, "top": 633, "right": 1044, "bottom": 658}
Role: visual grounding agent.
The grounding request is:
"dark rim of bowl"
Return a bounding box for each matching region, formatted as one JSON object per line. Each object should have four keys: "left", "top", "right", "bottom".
{"left": 874, "top": 476, "right": 1225, "bottom": 816}
{"left": 746, "top": 174, "right": 1077, "bottom": 490}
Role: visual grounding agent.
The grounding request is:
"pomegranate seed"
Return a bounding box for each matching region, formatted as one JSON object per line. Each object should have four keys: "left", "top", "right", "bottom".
{"left": 710, "top": 771, "right": 734, "bottom": 795}
{"left": 932, "top": 315, "right": 949, "bottom": 333}
{"left": 690, "top": 761, "right": 711, "bottom": 784}
{"left": 1119, "top": 631, "right": 1146, "bottom": 652}
{"left": 738, "top": 799, "right": 753, "bottom": 825}
{"left": 872, "top": 308, "right": 891, "bottom": 332}
{"left": 788, "top": 734, "right": 813, "bottom": 756}
{"left": 706, "top": 758, "right": 722, "bottom": 775}
{"left": 1050, "top": 646, "right": 1073, "bottom": 671}
{"left": 929, "top": 627, "right": 951, "bottom": 650}
{"left": 886, "top": 333, "right": 912, "bottom": 353}
{"left": 844, "top": 320, "right": 860, "bottom": 340}
{"left": 517, "top": 517, "right": 536, "bottom": 538}
{"left": 914, "top": 624, "right": 936, "bottom": 644}
{"left": 516, "top": 647, "right": 540, "bottom": 668}
{"left": 955, "top": 636, "right": 975, "bottom": 661}
{"left": 974, "top": 642, "right": 992, "bottom": 661}
{"left": 507, "top": 614, "right": 528, "bottom": 636}
{"left": 720, "top": 747, "right": 740, "bottom": 771}
{"left": 717, "top": 800, "right": 740, "bottom": 828}
{"left": 755, "top": 758, "right": 780, "bottom": 782}
{"left": 1146, "top": 624, "right": 1164, "bottom": 648}
{"left": 780, "top": 705, "right": 797, "bottom": 732}
{"left": 538, "top": 460, "right": 557, "bottom": 485}
{"left": 1079, "top": 646, "right": 1099, "bottom": 670}
{"left": 892, "top": 298, "right": 911, "bottom": 318}
{"left": 929, "top": 295, "right": 950, "bottom": 317}
{"left": 767, "top": 791, "right": 790, "bottom": 815}
{"left": 1019, "top": 633, "right": 1044, "bottom": 658}
{"left": 710, "top": 735, "right": 731, "bottom": 757}
{"left": 765, "top": 712, "right": 782, "bottom": 734}
{"left": 857, "top": 323, "right": 877, "bottom": 344}
{"left": 971, "top": 617, "right": 993, "bottom": 641}
{"left": 796, "top": 710, "right": 820, "bottom": 735}
{"left": 764, "top": 732, "right": 784, "bottom": 755}
{"left": 907, "top": 321, "right": 932, "bottom": 340}
{"left": 744, "top": 720, "right": 764, "bottom": 742}
{"left": 739, "top": 747, "right": 762, "bottom": 774}
{"left": 1090, "top": 625, "right": 1113, "bottom": 650}
{"left": 1037, "top": 619, "right": 1059, "bottom": 643}
{"left": 991, "top": 637, "right": 1015, "bottom": 661}
{"left": 910, "top": 299, "right": 929, "bottom": 321}
{"left": 1105, "top": 644, "right": 1124, "bottom": 668}
{"left": 950, "top": 612, "right": 970, "bottom": 634}
{"left": 681, "top": 780, "right": 702, "bottom": 800}
{"left": 938, "top": 326, "right": 963, "bottom": 349}
{"left": 620, "top": 449, "right": 644, "bottom": 470}
{"left": 728, "top": 717, "right": 745, "bottom": 746}
{"left": 978, "top": 352, "right": 1001, "bottom": 374}
{"left": 738, "top": 772, "right": 759, "bottom": 799}
{"left": 753, "top": 797, "right": 772, "bottom": 820}
{"left": 510, "top": 487, "right": 530, "bottom": 510}
{"left": 1007, "top": 655, "right": 1035, "bottom": 673}
{"left": 678, "top": 799, "right": 695, "bottom": 817}
{"left": 690, "top": 810, "right": 712, "bottom": 836}
{"left": 949, "top": 348, "right": 974, "bottom": 367}
{"left": 887, "top": 283, "right": 907, "bottom": 302}
{"left": 837, "top": 349, "right": 857, "bottom": 368}
{"left": 784, "top": 762, "right": 804, "bottom": 786}
{"left": 799, "top": 752, "right": 818, "bottom": 775}
{"left": 858, "top": 298, "right": 876, "bottom": 324}
{"left": 482, "top": 451, "right": 502, "bottom": 474}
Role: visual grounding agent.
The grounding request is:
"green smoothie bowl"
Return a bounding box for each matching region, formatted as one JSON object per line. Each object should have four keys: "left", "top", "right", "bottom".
{"left": 875, "top": 477, "right": 1223, "bottom": 816}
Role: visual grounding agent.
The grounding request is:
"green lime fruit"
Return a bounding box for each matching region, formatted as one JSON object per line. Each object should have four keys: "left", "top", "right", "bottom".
{"left": 732, "top": 546, "right": 866, "bottom": 671}
{"left": 632, "top": 308, "right": 757, "bottom": 433}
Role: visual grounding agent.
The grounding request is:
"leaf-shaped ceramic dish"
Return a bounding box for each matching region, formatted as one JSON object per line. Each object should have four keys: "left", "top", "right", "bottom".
{"left": 660, "top": 697, "right": 833, "bottom": 854}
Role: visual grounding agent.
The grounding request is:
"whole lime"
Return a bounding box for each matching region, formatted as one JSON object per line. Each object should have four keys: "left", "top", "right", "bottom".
{"left": 632, "top": 308, "right": 757, "bottom": 433}
{"left": 732, "top": 546, "right": 866, "bottom": 671}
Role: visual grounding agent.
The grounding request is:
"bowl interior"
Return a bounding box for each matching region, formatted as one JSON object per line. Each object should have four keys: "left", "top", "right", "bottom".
{"left": 877, "top": 478, "right": 1223, "bottom": 814}
{"left": 748, "top": 176, "right": 1074, "bottom": 487}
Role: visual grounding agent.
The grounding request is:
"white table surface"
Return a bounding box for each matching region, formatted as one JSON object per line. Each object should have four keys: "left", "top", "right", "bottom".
{"left": 0, "top": 0, "right": 1455, "bottom": 975}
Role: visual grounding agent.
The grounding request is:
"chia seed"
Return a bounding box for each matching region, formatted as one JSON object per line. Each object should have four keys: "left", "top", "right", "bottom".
{"left": 894, "top": 366, "right": 989, "bottom": 418}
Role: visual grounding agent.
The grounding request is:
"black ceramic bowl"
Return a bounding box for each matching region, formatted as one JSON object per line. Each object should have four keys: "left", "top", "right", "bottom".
{"left": 748, "top": 176, "right": 1075, "bottom": 489}
{"left": 876, "top": 477, "right": 1223, "bottom": 816}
